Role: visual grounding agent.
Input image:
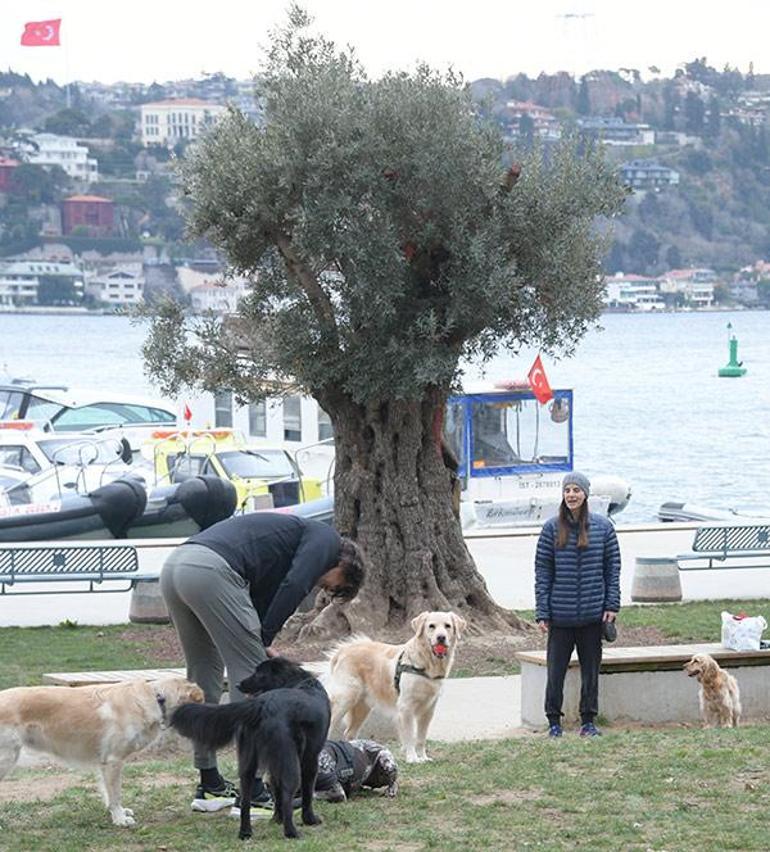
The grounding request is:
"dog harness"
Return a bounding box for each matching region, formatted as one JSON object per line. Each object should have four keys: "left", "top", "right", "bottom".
{"left": 393, "top": 651, "right": 446, "bottom": 695}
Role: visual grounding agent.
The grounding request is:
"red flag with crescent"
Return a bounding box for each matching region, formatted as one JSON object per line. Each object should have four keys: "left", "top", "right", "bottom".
{"left": 527, "top": 354, "right": 553, "bottom": 404}
{"left": 21, "top": 19, "right": 61, "bottom": 47}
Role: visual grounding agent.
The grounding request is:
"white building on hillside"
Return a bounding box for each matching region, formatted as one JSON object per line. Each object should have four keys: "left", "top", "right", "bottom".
{"left": 0, "top": 258, "right": 84, "bottom": 306}
{"left": 85, "top": 265, "right": 144, "bottom": 305}
{"left": 189, "top": 280, "right": 249, "bottom": 314}
{"left": 603, "top": 273, "right": 665, "bottom": 311}
{"left": 26, "top": 133, "right": 99, "bottom": 182}
{"left": 140, "top": 99, "right": 227, "bottom": 147}
{"left": 659, "top": 268, "right": 716, "bottom": 307}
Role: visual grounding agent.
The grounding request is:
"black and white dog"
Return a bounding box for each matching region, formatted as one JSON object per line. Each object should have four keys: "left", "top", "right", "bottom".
{"left": 171, "top": 657, "right": 329, "bottom": 840}
{"left": 315, "top": 739, "right": 399, "bottom": 801}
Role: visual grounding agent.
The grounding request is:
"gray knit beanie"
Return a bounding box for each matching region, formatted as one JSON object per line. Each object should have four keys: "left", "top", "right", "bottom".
{"left": 562, "top": 471, "right": 590, "bottom": 497}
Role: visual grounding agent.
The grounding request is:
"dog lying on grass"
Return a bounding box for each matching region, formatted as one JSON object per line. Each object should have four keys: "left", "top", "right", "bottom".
{"left": 315, "top": 738, "right": 399, "bottom": 802}
{"left": 325, "top": 610, "right": 466, "bottom": 763}
{"left": 0, "top": 677, "right": 203, "bottom": 826}
{"left": 171, "top": 657, "right": 330, "bottom": 840}
{"left": 684, "top": 653, "right": 741, "bottom": 728}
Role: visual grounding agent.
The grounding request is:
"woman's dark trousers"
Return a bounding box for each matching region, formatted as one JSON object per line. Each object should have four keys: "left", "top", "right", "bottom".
{"left": 545, "top": 622, "right": 603, "bottom": 725}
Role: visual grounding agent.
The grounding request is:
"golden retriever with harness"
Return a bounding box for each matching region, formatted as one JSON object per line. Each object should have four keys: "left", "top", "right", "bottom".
{"left": 325, "top": 610, "right": 466, "bottom": 763}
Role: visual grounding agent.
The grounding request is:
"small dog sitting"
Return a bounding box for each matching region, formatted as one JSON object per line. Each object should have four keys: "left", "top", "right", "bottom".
{"left": 684, "top": 653, "right": 741, "bottom": 728}
{"left": 314, "top": 738, "right": 398, "bottom": 802}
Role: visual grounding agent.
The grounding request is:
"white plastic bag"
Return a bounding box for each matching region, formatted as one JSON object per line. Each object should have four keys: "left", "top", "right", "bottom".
{"left": 721, "top": 610, "right": 767, "bottom": 651}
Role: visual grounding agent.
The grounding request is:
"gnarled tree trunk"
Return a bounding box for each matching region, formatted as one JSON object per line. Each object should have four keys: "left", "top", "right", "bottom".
{"left": 285, "top": 386, "right": 533, "bottom": 642}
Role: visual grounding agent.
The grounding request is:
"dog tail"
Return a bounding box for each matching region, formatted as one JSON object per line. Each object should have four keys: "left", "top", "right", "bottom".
{"left": 170, "top": 701, "right": 258, "bottom": 750}
{"left": 326, "top": 633, "right": 372, "bottom": 672}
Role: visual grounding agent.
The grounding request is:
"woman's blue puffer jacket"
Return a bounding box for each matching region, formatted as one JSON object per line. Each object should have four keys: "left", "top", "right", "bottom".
{"left": 535, "top": 512, "right": 621, "bottom": 627}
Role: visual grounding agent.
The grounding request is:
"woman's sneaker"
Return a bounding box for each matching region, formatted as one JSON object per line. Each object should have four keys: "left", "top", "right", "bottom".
{"left": 548, "top": 723, "right": 563, "bottom": 738}
{"left": 191, "top": 778, "right": 238, "bottom": 812}
{"left": 579, "top": 722, "right": 602, "bottom": 737}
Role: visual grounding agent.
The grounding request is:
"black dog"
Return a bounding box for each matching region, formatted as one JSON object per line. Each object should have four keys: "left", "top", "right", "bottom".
{"left": 171, "top": 657, "right": 330, "bottom": 840}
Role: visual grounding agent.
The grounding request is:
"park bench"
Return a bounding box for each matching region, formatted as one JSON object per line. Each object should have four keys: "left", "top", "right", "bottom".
{"left": 0, "top": 543, "right": 158, "bottom": 595}
{"left": 516, "top": 642, "right": 770, "bottom": 727}
{"left": 42, "top": 661, "right": 329, "bottom": 687}
{"left": 677, "top": 523, "right": 770, "bottom": 570}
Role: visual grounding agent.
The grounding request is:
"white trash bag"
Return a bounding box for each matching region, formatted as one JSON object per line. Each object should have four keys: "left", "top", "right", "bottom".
{"left": 721, "top": 611, "right": 767, "bottom": 652}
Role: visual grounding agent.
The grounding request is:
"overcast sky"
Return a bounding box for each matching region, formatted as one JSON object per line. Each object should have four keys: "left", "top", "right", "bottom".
{"left": 5, "top": 0, "right": 770, "bottom": 87}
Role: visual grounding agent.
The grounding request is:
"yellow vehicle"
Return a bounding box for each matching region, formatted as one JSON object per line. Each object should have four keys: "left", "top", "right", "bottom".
{"left": 145, "top": 429, "right": 323, "bottom": 512}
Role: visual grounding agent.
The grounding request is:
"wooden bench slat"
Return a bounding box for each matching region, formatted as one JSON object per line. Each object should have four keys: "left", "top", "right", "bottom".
{"left": 516, "top": 642, "right": 770, "bottom": 671}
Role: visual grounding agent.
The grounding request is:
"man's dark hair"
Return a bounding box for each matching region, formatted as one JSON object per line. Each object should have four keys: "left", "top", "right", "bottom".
{"left": 334, "top": 537, "right": 366, "bottom": 600}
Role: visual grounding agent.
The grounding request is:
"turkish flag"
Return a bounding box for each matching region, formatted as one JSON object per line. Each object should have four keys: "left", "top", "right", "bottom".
{"left": 527, "top": 354, "right": 553, "bottom": 404}
{"left": 183, "top": 404, "right": 193, "bottom": 423}
{"left": 20, "top": 19, "right": 61, "bottom": 47}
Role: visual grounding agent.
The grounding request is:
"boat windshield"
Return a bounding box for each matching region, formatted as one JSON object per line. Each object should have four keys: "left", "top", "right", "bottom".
{"left": 446, "top": 391, "right": 572, "bottom": 476}
{"left": 37, "top": 437, "right": 126, "bottom": 466}
{"left": 217, "top": 449, "right": 295, "bottom": 479}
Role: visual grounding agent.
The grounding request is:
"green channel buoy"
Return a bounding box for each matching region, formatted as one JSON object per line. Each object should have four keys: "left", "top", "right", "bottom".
{"left": 718, "top": 322, "right": 747, "bottom": 377}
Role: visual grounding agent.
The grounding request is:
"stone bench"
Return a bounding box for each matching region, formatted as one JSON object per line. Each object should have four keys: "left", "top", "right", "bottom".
{"left": 516, "top": 642, "right": 770, "bottom": 727}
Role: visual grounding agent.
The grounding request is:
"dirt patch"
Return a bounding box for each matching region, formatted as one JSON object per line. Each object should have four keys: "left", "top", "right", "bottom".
{"left": 469, "top": 788, "right": 543, "bottom": 806}
{"left": 120, "top": 622, "right": 675, "bottom": 678}
{"left": 115, "top": 625, "right": 184, "bottom": 664}
{"left": 0, "top": 772, "right": 77, "bottom": 803}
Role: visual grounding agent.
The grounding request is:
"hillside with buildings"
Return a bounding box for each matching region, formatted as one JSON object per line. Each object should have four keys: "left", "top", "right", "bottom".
{"left": 0, "top": 60, "right": 769, "bottom": 313}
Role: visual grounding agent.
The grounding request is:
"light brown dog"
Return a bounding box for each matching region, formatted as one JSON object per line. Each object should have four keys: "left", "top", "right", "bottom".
{"left": 325, "top": 611, "right": 467, "bottom": 763}
{"left": 683, "top": 653, "right": 741, "bottom": 728}
{"left": 0, "top": 677, "right": 203, "bottom": 826}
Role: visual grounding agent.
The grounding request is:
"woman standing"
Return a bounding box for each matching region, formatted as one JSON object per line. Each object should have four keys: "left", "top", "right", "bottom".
{"left": 534, "top": 472, "right": 621, "bottom": 737}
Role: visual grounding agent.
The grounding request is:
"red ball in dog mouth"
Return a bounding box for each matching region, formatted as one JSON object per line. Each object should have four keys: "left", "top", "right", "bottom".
{"left": 432, "top": 643, "right": 448, "bottom": 657}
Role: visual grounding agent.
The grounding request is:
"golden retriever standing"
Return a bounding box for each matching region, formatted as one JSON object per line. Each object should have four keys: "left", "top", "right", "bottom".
{"left": 683, "top": 654, "right": 741, "bottom": 728}
{"left": 326, "top": 611, "right": 466, "bottom": 763}
{"left": 0, "top": 677, "right": 203, "bottom": 826}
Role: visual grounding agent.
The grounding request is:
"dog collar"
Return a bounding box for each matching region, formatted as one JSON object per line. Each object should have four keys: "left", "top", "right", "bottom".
{"left": 393, "top": 651, "right": 446, "bottom": 695}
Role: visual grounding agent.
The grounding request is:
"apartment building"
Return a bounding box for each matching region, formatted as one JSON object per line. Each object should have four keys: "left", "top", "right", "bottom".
{"left": 27, "top": 133, "right": 99, "bottom": 182}
{"left": 140, "top": 98, "right": 227, "bottom": 147}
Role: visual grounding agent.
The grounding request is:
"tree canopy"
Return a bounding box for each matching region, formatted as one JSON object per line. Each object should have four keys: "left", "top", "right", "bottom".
{"left": 143, "top": 6, "right": 626, "bottom": 409}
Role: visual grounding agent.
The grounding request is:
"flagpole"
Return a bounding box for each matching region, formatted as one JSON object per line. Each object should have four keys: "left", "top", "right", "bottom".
{"left": 63, "top": 18, "right": 70, "bottom": 108}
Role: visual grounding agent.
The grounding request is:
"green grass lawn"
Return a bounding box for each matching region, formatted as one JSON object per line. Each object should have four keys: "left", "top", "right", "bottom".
{"left": 3, "top": 728, "right": 770, "bottom": 851}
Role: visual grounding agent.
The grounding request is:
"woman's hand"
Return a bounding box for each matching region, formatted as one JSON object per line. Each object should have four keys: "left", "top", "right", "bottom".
{"left": 265, "top": 646, "right": 280, "bottom": 658}
{"left": 537, "top": 620, "right": 549, "bottom": 634}
{"left": 603, "top": 611, "right": 617, "bottom": 622}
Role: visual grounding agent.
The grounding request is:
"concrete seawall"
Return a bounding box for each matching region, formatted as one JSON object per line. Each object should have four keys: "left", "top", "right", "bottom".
{"left": 2, "top": 522, "right": 769, "bottom": 627}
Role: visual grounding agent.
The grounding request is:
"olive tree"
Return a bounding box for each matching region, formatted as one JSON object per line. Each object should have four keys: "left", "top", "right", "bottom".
{"left": 142, "top": 7, "right": 626, "bottom": 638}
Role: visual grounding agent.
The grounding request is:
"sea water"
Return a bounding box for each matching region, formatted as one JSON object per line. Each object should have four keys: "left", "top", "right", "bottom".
{"left": 1, "top": 309, "right": 768, "bottom": 524}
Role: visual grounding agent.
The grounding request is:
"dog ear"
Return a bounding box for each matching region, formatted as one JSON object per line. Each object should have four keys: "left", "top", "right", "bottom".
{"left": 410, "top": 611, "right": 429, "bottom": 636}
{"left": 450, "top": 612, "right": 468, "bottom": 638}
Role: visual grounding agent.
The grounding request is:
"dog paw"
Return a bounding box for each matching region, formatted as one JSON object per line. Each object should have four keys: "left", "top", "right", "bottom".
{"left": 238, "top": 829, "right": 252, "bottom": 840}
{"left": 111, "top": 810, "right": 136, "bottom": 828}
{"left": 303, "top": 812, "right": 322, "bottom": 826}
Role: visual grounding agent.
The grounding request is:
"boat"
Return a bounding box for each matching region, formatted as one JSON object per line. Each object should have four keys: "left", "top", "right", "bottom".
{"left": 0, "top": 424, "right": 237, "bottom": 540}
{"left": 0, "top": 477, "right": 147, "bottom": 542}
{"left": 0, "top": 378, "right": 177, "bottom": 454}
{"left": 658, "top": 501, "right": 770, "bottom": 524}
{"left": 446, "top": 382, "right": 631, "bottom": 528}
{"left": 274, "top": 382, "right": 631, "bottom": 531}
{"left": 143, "top": 428, "right": 324, "bottom": 512}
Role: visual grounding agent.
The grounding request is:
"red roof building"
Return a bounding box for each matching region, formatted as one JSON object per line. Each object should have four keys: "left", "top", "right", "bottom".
{"left": 0, "top": 157, "right": 20, "bottom": 193}
{"left": 61, "top": 194, "right": 114, "bottom": 236}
